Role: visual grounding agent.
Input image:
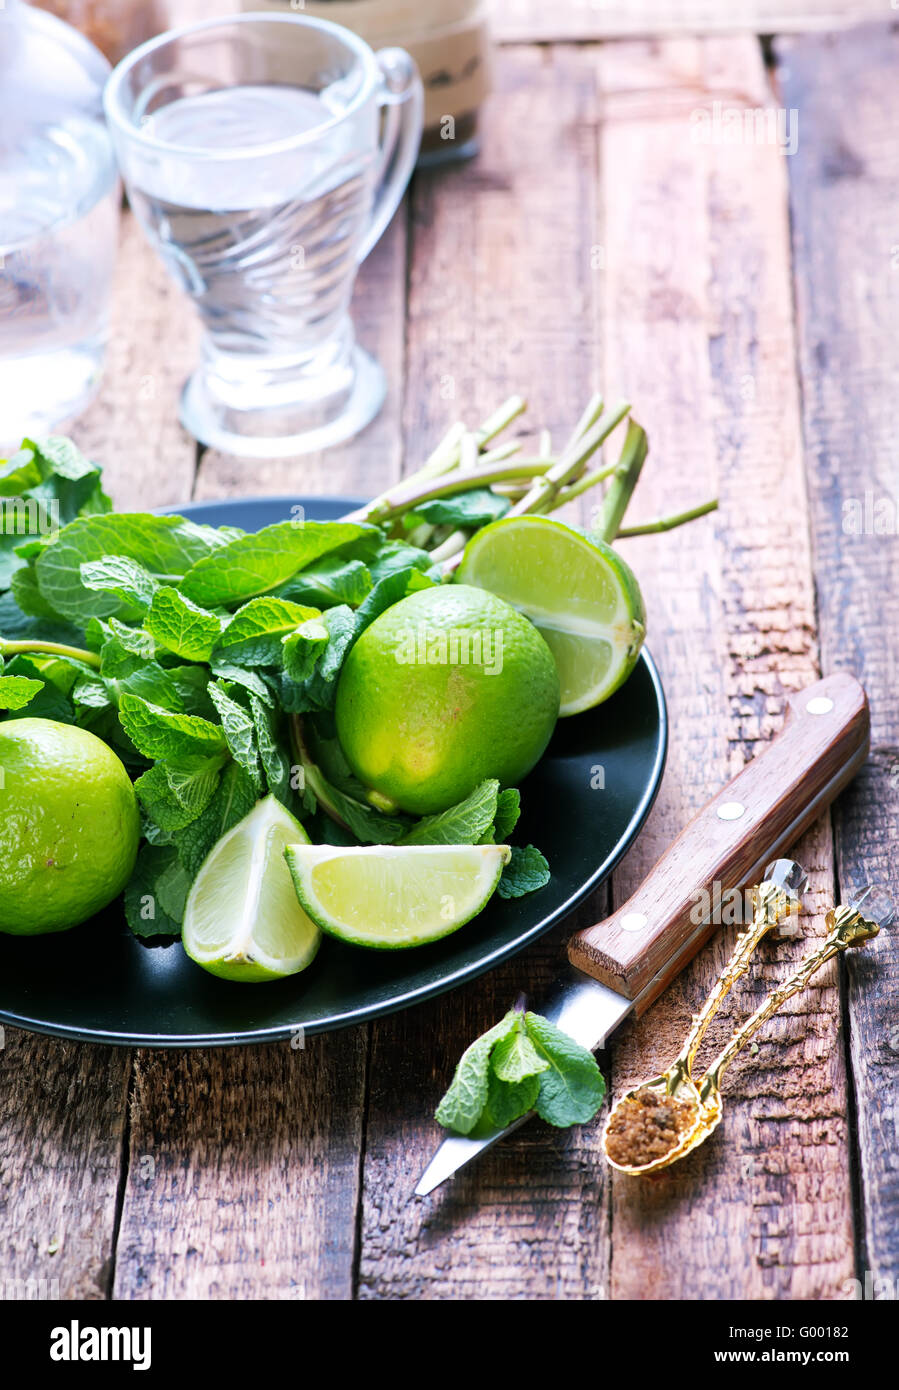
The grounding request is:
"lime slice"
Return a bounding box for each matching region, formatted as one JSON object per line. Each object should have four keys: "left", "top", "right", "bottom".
{"left": 456, "top": 515, "right": 646, "bottom": 715}
{"left": 183, "top": 795, "right": 320, "bottom": 983}
{"left": 284, "top": 843, "right": 512, "bottom": 949}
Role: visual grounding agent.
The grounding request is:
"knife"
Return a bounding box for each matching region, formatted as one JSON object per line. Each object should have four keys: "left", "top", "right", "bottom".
{"left": 415, "top": 671, "right": 869, "bottom": 1196}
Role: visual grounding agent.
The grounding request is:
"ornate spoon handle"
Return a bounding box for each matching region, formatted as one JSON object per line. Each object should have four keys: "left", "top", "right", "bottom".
{"left": 666, "top": 862, "right": 806, "bottom": 1090}
{"left": 699, "top": 900, "right": 886, "bottom": 1098}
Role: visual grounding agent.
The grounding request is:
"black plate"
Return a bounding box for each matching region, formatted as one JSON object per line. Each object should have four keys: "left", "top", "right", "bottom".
{"left": 0, "top": 496, "right": 667, "bottom": 1047}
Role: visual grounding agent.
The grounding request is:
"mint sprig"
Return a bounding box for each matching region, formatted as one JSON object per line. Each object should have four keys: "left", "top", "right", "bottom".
{"left": 435, "top": 1005, "right": 606, "bottom": 1136}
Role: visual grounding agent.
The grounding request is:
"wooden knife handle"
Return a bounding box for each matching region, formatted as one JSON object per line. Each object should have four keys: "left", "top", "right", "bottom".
{"left": 567, "top": 672, "right": 869, "bottom": 1015}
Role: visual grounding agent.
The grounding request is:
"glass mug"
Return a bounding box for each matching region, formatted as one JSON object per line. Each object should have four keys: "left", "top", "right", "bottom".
{"left": 104, "top": 14, "right": 423, "bottom": 457}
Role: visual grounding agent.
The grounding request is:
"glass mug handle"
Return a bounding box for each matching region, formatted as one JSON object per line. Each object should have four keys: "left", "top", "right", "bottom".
{"left": 357, "top": 48, "right": 424, "bottom": 264}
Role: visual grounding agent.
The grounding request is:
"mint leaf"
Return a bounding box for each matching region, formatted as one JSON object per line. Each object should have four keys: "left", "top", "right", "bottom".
{"left": 491, "top": 1020, "right": 549, "bottom": 1084}
{"left": 9, "top": 564, "right": 62, "bottom": 621}
{"left": 249, "top": 694, "right": 292, "bottom": 806}
{"left": 216, "top": 596, "right": 320, "bottom": 667}
{"left": 496, "top": 844, "right": 550, "bottom": 899}
{"left": 207, "top": 660, "right": 273, "bottom": 706}
{"left": 144, "top": 586, "right": 221, "bottom": 662}
{"left": 207, "top": 681, "right": 262, "bottom": 789}
{"left": 0, "top": 674, "right": 44, "bottom": 710}
{"left": 105, "top": 618, "right": 155, "bottom": 661}
{"left": 345, "top": 535, "right": 438, "bottom": 585}
{"left": 134, "top": 763, "right": 200, "bottom": 832}
{"left": 0, "top": 447, "right": 43, "bottom": 495}
{"left": 70, "top": 672, "right": 111, "bottom": 711}
{"left": 436, "top": 1008, "right": 606, "bottom": 1136}
{"left": 274, "top": 556, "right": 372, "bottom": 609}
{"left": 34, "top": 513, "right": 230, "bottom": 622}
{"left": 1, "top": 655, "right": 74, "bottom": 722}
{"left": 279, "top": 604, "right": 356, "bottom": 713}
{"left": 434, "top": 1010, "right": 519, "bottom": 1135}
{"left": 119, "top": 693, "right": 228, "bottom": 761}
{"left": 165, "top": 665, "right": 218, "bottom": 718}
{"left": 281, "top": 618, "right": 330, "bottom": 683}
{"left": 0, "top": 590, "right": 84, "bottom": 648}
{"left": 80, "top": 556, "right": 159, "bottom": 614}
{"left": 409, "top": 487, "right": 510, "bottom": 529}
{"left": 493, "top": 788, "right": 521, "bottom": 841}
{"left": 174, "top": 762, "right": 258, "bottom": 877}
{"left": 179, "top": 520, "right": 372, "bottom": 608}
{"left": 401, "top": 779, "right": 500, "bottom": 846}
{"left": 164, "top": 755, "right": 224, "bottom": 817}
{"left": 353, "top": 566, "right": 435, "bottom": 636}
{"left": 117, "top": 661, "right": 187, "bottom": 712}
{"left": 125, "top": 845, "right": 185, "bottom": 938}
{"left": 27, "top": 434, "right": 100, "bottom": 482}
{"left": 480, "top": 1070, "right": 541, "bottom": 1130}
{"left": 524, "top": 1012, "right": 606, "bottom": 1128}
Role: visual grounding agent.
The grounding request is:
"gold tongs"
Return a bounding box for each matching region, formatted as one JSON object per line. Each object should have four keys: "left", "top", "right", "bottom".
{"left": 603, "top": 870, "right": 891, "bottom": 1175}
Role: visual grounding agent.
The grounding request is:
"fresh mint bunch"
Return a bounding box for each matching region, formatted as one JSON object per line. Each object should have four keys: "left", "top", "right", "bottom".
{"left": 0, "top": 434, "right": 556, "bottom": 944}
{"left": 435, "top": 1004, "right": 606, "bottom": 1135}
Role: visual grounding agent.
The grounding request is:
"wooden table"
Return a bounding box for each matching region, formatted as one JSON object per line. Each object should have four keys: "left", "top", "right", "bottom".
{"left": 3, "top": 1, "right": 897, "bottom": 1302}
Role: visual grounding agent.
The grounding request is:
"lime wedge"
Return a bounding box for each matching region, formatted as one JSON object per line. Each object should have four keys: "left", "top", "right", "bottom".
{"left": 183, "top": 795, "right": 320, "bottom": 983}
{"left": 284, "top": 843, "right": 511, "bottom": 949}
{"left": 456, "top": 515, "right": 645, "bottom": 715}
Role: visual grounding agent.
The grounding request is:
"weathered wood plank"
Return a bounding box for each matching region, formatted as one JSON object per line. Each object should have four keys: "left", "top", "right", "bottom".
{"left": 111, "top": 1036, "right": 367, "bottom": 1299}
{"left": 357, "top": 44, "right": 612, "bottom": 1300}
{"left": 0, "top": 1033, "right": 129, "bottom": 1299}
{"left": 491, "top": 0, "right": 887, "bottom": 44}
{"left": 401, "top": 44, "right": 600, "bottom": 452}
{"left": 779, "top": 21, "right": 899, "bottom": 1286}
{"left": 359, "top": 906, "right": 612, "bottom": 1301}
{"left": 595, "top": 34, "right": 851, "bottom": 1300}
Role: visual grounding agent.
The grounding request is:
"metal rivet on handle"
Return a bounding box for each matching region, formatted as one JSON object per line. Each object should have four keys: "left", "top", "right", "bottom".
{"left": 717, "top": 801, "right": 746, "bottom": 821}
{"left": 806, "top": 696, "right": 834, "bottom": 715}
{"left": 620, "top": 912, "right": 648, "bottom": 933}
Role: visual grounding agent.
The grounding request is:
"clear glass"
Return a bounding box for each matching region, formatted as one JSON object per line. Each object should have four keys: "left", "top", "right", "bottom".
{"left": 104, "top": 14, "right": 423, "bottom": 458}
{"left": 0, "top": 1, "right": 120, "bottom": 447}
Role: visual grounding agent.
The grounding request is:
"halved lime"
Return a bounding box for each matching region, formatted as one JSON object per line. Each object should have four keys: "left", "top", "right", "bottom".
{"left": 183, "top": 795, "right": 320, "bottom": 983}
{"left": 456, "top": 515, "right": 645, "bottom": 715}
{"left": 284, "top": 843, "right": 511, "bottom": 949}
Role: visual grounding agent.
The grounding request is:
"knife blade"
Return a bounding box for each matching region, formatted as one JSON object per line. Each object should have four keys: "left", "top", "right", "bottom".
{"left": 415, "top": 671, "right": 869, "bottom": 1196}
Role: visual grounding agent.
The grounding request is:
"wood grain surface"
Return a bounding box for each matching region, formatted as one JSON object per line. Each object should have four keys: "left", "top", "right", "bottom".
{"left": 0, "top": 1, "right": 893, "bottom": 1302}
{"left": 492, "top": 0, "right": 887, "bottom": 44}
{"left": 592, "top": 34, "right": 854, "bottom": 1301}
{"left": 779, "top": 21, "right": 899, "bottom": 1287}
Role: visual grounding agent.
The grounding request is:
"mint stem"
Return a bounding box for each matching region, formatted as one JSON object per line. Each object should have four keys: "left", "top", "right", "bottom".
{"left": 0, "top": 639, "right": 101, "bottom": 670}
{"left": 616, "top": 498, "right": 719, "bottom": 536}
{"left": 562, "top": 391, "right": 605, "bottom": 453}
{"left": 593, "top": 420, "right": 649, "bottom": 544}
{"left": 349, "top": 460, "right": 554, "bottom": 527}
{"left": 511, "top": 400, "right": 630, "bottom": 518}
{"left": 345, "top": 397, "right": 527, "bottom": 526}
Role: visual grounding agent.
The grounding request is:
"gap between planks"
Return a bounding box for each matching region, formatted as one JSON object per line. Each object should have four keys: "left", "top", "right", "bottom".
{"left": 777, "top": 20, "right": 899, "bottom": 1287}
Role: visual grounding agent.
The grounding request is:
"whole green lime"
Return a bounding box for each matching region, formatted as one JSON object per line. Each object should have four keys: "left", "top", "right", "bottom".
{"left": 335, "top": 584, "right": 561, "bottom": 816}
{"left": 0, "top": 718, "right": 140, "bottom": 935}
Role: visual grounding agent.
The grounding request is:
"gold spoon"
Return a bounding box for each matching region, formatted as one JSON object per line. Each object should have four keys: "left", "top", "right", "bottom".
{"left": 605, "top": 888, "right": 892, "bottom": 1175}
{"left": 602, "top": 858, "right": 808, "bottom": 1176}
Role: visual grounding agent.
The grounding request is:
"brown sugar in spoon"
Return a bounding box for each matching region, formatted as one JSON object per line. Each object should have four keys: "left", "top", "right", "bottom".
{"left": 602, "top": 858, "right": 808, "bottom": 1175}
{"left": 604, "top": 888, "right": 891, "bottom": 1175}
